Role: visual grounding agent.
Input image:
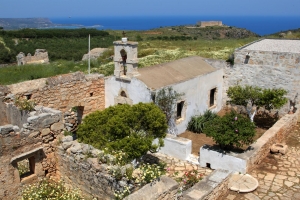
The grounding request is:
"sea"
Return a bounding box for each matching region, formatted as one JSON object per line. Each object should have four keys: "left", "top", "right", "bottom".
{"left": 50, "top": 15, "right": 300, "bottom": 36}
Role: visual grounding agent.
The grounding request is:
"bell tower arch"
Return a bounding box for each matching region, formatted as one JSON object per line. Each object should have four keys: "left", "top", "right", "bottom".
{"left": 113, "top": 37, "right": 139, "bottom": 78}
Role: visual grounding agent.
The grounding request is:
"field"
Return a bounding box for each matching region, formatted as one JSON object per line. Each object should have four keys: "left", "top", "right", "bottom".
{"left": 0, "top": 27, "right": 261, "bottom": 85}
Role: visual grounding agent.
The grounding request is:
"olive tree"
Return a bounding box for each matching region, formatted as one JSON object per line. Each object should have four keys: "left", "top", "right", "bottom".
{"left": 227, "top": 85, "right": 288, "bottom": 122}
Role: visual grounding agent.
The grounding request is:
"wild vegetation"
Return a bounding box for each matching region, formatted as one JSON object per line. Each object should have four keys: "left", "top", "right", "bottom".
{"left": 0, "top": 26, "right": 260, "bottom": 85}
{"left": 77, "top": 103, "right": 167, "bottom": 161}
{"left": 187, "top": 110, "right": 218, "bottom": 133}
{"left": 227, "top": 85, "right": 288, "bottom": 122}
{"left": 22, "top": 178, "right": 87, "bottom": 200}
{"left": 203, "top": 110, "right": 256, "bottom": 150}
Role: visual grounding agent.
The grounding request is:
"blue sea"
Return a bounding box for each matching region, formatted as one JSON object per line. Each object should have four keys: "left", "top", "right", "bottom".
{"left": 50, "top": 15, "right": 300, "bottom": 36}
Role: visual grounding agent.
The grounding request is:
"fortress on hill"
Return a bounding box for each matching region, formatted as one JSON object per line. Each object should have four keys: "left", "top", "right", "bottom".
{"left": 197, "top": 21, "right": 223, "bottom": 27}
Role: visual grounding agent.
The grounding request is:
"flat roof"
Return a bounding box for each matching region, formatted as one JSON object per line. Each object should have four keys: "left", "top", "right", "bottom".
{"left": 242, "top": 39, "right": 300, "bottom": 53}
{"left": 136, "top": 56, "right": 217, "bottom": 90}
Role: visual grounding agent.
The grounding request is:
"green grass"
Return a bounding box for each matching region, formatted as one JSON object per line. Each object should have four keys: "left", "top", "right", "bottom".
{"left": 0, "top": 60, "right": 89, "bottom": 85}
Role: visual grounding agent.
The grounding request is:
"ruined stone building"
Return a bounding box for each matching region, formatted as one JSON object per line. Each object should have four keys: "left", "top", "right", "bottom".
{"left": 16, "top": 49, "right": 49, "bottom": 66}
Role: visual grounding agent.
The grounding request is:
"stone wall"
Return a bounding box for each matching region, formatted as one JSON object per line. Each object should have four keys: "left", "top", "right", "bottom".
{"left": 182, "top": 169, "right": 231, "bottom": 200}
{"left": 7, "top": 72, "right": 105, "bottom": 116}
{"left": 230, "top": 46, "right": 300, "bottom": 114}
{"left": 234, "top": 46, "right": 300, "bottom": 67}
{"left": 16, "top": 49, "right": 49, "bottom": 66}
{"left": 124, "top": 176, "right": 178, "bottom": 200}
{"left": 0, "top": 105, "right": 64, "bottom": 199}
{"left": 57, "top": 136, "right": 136, "bottom": 199}
{"left": 246, "top": 105, "right": 300, "bottom": 172}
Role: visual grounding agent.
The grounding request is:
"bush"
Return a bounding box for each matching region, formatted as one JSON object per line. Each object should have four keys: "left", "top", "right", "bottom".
{"left": 77, "top": 103, "right": 168, "bottom": 160}
{"left": 15, "top": 97, "right": 35, "bottom": 111}
{"left": 22, "top": 178, "right": 85, "bottom": 200}
{"left": 187, "top": 110, "right": 217, "bottom": 133}
{"left": 203, "top": 110, "right": 256, "bottom": 149}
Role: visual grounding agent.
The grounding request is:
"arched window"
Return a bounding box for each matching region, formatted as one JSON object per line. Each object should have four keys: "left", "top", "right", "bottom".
{"left": 120, "top": 91, "right": 127, "bottom": 97}
{"left": 120, "top": 49, "right": 127, "bottom": 75}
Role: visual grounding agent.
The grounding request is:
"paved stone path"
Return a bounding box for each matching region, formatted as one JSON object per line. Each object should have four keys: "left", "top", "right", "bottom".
{"left": 143, "top": 152, "right": 212, "bottom": 179}
{"left": 223, "top": 123, "right": 300, "bottom": 200}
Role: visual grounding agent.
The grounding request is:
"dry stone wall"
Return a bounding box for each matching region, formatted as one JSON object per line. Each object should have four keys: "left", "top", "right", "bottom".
{"left": 246, "top": 105, "right": 300, "bottom": 172}
{"left": 0, "top": 105, "right": 64, "bottom": 199}
{"left": 7, "top": 72, "right": 105, "bottom": 116}
{"left": 57, "top": 136, "right": 137, "bottom": 199}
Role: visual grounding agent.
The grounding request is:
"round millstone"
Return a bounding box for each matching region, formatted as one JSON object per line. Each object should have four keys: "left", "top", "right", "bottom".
{"left": 228, "top": 172, "right": 259, "bottom": 193}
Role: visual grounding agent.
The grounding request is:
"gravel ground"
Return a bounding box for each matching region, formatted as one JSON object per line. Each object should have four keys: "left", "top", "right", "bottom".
{"left": 243, "top": 39, "right": 300, "bottom": 53}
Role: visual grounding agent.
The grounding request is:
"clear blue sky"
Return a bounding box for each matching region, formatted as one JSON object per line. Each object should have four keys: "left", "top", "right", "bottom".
{"left": 1, "top": 0, "right": 299, "bottom": 18}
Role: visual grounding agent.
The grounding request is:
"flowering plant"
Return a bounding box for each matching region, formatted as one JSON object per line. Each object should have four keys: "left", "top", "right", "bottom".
{"left": 173, "top": 170, "right": 203, "bottom": 194}
{"left": 22, "top": 178, "right": 89, "bottom": 200}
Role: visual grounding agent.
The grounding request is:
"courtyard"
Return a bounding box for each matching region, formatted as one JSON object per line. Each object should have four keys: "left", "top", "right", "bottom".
{"left": 222, "top": 123, "right": 300, "bottom": 200}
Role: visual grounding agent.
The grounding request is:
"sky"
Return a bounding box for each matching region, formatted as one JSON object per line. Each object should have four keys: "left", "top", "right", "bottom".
{"left": 0, "top": 0, "right": 300, "bottom": 18}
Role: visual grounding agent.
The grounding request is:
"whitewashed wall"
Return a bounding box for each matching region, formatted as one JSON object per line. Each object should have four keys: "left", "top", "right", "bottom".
{"left": 105, "top": 76, "right": 152, "bottom": 107}
{"left": 170, "top": 68, "right": 223, "bottom": 134}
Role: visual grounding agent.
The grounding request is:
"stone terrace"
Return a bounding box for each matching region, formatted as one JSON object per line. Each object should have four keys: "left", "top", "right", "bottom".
{"left": 222, "top": 123, "right": 300, "bottom": 200}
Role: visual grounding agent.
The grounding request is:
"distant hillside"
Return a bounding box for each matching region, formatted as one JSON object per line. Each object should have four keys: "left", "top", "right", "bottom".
{"left": 0, "top": 18, "right": 54, "bottom": 30}
{"left": 117, "top": 25, "right": 260, "bottom": 41}
{"left": 267, "top": 28, "right": 300, "bottom": 39}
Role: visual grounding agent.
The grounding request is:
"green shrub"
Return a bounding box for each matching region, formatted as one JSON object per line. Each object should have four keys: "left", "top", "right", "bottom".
{"left": 77, "top": 103, "right": 167, "bottom": 161}
{"left": 227, "top": 85, "right": 288, "bottom": 121}
{"left": 187, "top": 110, "right": 217, "bottom": 133}
{"left": 203, "top": 110, "right": 256, "bottom": 150}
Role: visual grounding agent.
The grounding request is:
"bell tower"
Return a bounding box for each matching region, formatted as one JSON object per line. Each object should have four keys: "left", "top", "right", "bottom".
{"left": 113, "top": 33, "right": 139, "bottom": 79}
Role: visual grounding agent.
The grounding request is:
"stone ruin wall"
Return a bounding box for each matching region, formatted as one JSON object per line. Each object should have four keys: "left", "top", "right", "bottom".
{"left": 16, "top": 49, "right": 49, "bottom": 66}
{"left": 7, "top": 72, "right": 105, "bottom": 116}
{"left": 246, "top": 107, "right": 300, "bottom": 172}
{"left": 198, "top": 21, "right": 223, "bottom": 27}
{"left": 232, "top": 49, "right": 300, "bottom": 114}
{"left": 57, "top": 136, "right": 133, "bottom": 199}
{"left": 0, "top": 104, "right": 64, "bottom": 199}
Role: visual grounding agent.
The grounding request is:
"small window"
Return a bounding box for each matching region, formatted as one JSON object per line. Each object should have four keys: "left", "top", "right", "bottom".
{"left": 244, "top": 54, "right": 250, "bottom": 64}
{"left": 17, "top": 157, "right": 35, "bottom": 179}
{"left": 209, "top": 88, "right": 216, "bottom": 107}
{"left": 25, "top": 94, "right": 32, "bottom": 100}
{"left": 90, "top": 92, "right": 93, "bottom": 97}
{"left": 177, "top": 101, "right": 185, "bottom": 119}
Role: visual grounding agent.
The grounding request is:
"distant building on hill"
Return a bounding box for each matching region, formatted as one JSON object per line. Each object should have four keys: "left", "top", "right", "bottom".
{"left": 197, "top": 21, "right": 223, "bottom": 27}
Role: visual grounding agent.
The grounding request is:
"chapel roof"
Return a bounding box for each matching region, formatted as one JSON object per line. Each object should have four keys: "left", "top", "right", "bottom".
{"left": 136, "top": 56, "right": 217, "bottom": 90}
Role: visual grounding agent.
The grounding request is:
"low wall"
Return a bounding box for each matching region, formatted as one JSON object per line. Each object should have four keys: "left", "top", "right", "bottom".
{"left": 57, "top": 137, "right": 137, "bottom": 199}
{"left": 124, "top": 176, "right": 178, "bottom": 200}
{"left": 158, "top": 134, "right": 192, "bottom": 160}
{"left": 200, "top": 105, "right": 300, "bottom": 174}
{"left": 182, "top": 169, "right": 231, "bottom": 200}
